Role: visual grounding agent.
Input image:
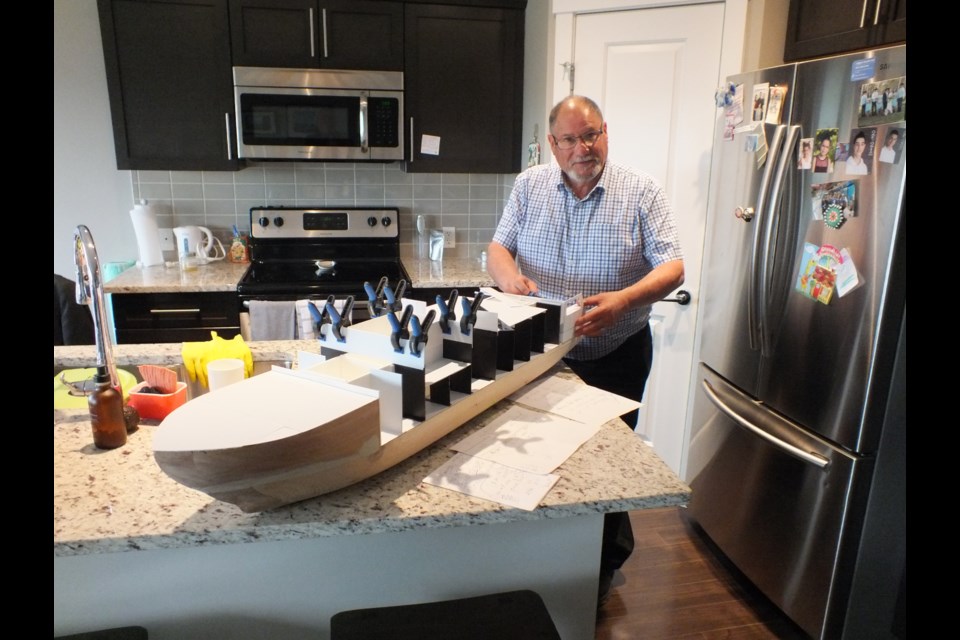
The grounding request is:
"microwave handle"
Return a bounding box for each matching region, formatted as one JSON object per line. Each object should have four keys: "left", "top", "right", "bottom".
{"left": 409, "top": 117, "right": 414, "bottom": 163}
{"left": 359, "top": 95, "right": 368, "bottom": 153}
{"left": 309, "top": 8, "right": 316, "bottom": 58}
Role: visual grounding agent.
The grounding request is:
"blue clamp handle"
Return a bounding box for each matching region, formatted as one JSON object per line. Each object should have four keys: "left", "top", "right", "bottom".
{"left": 386, "top": 311, "right": 404, "bottom": 353}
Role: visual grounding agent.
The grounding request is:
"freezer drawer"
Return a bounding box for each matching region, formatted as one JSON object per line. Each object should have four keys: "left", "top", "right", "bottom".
{"left": 687, "top": 364, "right": 873, "bottom": 640}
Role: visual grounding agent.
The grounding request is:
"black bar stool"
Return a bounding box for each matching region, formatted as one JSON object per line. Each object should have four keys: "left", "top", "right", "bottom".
{"left": 331, "top": 590, "right": 561, "bottom": 640}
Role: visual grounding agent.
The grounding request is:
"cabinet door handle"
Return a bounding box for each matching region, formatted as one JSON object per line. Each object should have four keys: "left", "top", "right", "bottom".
{"left": 309, "top": 8, "right": 315, "bottom": 58}
{"left": 150, "top": 308, "right": 201, "bottom": 314}
{"left": 859, "top": 0, "right": 869, "bottom": 27}
{"left": 873, "top": 0, "right": 883, "bottom": 25}
{"left": 409, "top": 117, "right": 414, "bottom": 163}
{"left": 224, "top": 113, "right": 232, "bottom": 161}
{"left": 321, "top": 8, "right": 329, "bottom": 58}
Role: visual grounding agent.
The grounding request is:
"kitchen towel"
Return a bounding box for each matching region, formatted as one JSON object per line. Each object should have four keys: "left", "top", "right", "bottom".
{"left": 248, "top": 300, "right": 296, "bottom": 341}
{"left": 295, "top": 300, "right": 317, "bottom": 340}
{"left": 129, "top": 201, "right": 164, "bottom": 267}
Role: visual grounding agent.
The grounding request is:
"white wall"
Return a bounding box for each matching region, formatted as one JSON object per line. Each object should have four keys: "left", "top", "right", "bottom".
{"left": 521, "top": 0, "right": 553, "bottom": 168}
{"left": 54, "top": 0, "right": 134, "bottom": 279}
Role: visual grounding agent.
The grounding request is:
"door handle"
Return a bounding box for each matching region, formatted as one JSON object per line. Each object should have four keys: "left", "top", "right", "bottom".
{"left": 702, "top": 379, "right": 830, "bottom": 469}
{"left": 661, "top": 290, "right": 691, "bottom": 305}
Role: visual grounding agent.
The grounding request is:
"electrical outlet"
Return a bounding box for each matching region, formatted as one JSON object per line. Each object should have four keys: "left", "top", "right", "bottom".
{"left": 158, "top": 228, "right": 176, "bottom": 251}
{"left": 442, "top": 226, "right": 456, "bottom": 248}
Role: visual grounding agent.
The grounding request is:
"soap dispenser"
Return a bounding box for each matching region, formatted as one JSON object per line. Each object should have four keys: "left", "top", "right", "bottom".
{"left": 88, "top": 365, "right": 127, "bottom": 450}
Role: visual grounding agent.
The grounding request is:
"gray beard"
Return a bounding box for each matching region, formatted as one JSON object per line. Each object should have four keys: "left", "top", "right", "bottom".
{"left": 562, "top": 158, "right": 603, "bottom": 186}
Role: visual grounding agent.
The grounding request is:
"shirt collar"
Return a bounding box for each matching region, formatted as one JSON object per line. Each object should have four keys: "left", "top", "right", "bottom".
{"left": 552, "top": 163, "right": 608, "bottom": 201}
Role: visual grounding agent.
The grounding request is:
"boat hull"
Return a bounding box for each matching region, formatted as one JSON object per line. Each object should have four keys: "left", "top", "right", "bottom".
{"left": 155, "top": 342, "right": 573, "bottom": 512}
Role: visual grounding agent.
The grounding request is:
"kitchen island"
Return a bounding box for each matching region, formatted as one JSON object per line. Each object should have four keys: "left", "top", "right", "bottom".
{"left": 54, "top": 341, "right": 690, "bottom": 639}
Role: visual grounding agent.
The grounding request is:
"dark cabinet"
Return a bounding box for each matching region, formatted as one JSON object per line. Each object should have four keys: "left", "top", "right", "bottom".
{"left": 404, "top": 3, "right": 524, "bottom": 174}
{"left": 784, "top": 0, "right": 907, "bottom": 62}
{"left": 230, "top": 0, "right": 403, "bottom": 70}
{"left": 97, "top": 0, "right": 239, "bottom": 171}
{"left": 112, "top": 292, "right": 241, "bottom": 344}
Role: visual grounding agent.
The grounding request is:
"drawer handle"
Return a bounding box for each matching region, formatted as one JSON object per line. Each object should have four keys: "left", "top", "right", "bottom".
{"left": 150, "top": 308, "right": 201, "bottom": 314}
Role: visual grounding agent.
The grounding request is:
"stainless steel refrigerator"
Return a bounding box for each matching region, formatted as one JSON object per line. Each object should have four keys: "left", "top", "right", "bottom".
{"left": 687, "top": 45, "right": 906, "bottom": 639}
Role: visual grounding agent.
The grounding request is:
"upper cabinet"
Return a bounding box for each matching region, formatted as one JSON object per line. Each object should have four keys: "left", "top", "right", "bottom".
{"left": 97, "top": 0, "right": 525, "bottom": 173}
{"left": 784, "top": 0, "right": 907, "bottom": 62}
{"left": 229, "top": 0, "right": 404, "bottom": 70}
{"left": 97, "top": 0, "right": 239, "bottom": 171}
{"left": 404, "top": 3, "right": 524, "bottom": 174}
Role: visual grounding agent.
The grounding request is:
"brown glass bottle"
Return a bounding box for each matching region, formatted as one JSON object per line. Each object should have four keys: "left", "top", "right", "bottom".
{"left": 88, "top": 367, "right": 127, "bottom": 450}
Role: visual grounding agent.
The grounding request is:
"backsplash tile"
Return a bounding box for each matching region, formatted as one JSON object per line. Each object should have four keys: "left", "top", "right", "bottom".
{"left": 131, "top": 163, "right": 518, "bottom": 258}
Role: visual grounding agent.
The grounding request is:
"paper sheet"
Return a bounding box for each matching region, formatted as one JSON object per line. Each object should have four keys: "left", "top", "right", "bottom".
{"left": 423, "top": 453, "right": 560, "bottom": 511}
{"left": 451, "top": 405, "right": 599, "bottom": 475}
{"left": 508, "top": 376, "right": 640, "bottom": 426}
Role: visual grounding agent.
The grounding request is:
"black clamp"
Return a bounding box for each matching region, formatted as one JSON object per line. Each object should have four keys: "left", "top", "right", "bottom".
{"left": 364, "top": 276, "right": 389, "bottom": 318}
{"left": 436, "top": 289, "right": 458, "bottom": 334}
{"left": 384, "top": 279, "right": 407, "bottom": 313}
{"left": 409, "top": 309, "right": 436, "bottom": 357}
{"left": 386, "top": 304, "right": 413, "bottom": 353}
{"left": 459, "top": 292, "right": 486, "bottom": 336}
{"left": 325, "top": 300, "right": 346, "bottom": 343}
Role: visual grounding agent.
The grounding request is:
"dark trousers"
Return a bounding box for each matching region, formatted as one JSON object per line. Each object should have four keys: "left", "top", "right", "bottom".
{"left": 564, "top": 324, "right": 653, "bottom": 574}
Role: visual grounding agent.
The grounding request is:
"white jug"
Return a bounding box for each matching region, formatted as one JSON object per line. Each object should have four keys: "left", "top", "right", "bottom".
{"left": 173, "top": 226, "right": 224, "bottom": 262}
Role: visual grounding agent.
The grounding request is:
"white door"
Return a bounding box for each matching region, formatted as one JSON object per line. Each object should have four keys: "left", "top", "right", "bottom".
{"left": 566, "top": 3, "right": 725, "bottom": 475}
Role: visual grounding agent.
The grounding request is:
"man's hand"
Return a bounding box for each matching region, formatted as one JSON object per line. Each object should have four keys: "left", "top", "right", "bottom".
{"left": 575, "top": 291, "right": 631, "bottom": 337}
{"left": 499, "top": 274, "right": 539, "bottom": 296}
{"left": 486, "top": 241, "right": 539, "bottom": 296}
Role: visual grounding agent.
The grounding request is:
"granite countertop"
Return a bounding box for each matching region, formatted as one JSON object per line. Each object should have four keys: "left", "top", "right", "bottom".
{"left": 53, "top": 344, "right": 690, "bottom": 559}
{"left": 401, "top": 255, "right": 495, "bottom": 289}
{"left": 104, "top": 260, "right": 250, "bottom": 294}
{"left": 102, "top": 256, "right": 492, "bottom": 294}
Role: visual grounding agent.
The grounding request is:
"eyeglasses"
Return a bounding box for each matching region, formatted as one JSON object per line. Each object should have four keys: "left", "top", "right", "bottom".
{"left": 551, "top": 129, "right": 604, "bottom": 150}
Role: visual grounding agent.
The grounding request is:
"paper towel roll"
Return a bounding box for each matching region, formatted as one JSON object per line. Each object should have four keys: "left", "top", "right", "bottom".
{"left": 130, "top": 201, "right": 164, "bottom": 267}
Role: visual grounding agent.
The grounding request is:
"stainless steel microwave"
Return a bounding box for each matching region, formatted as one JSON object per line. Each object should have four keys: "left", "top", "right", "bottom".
{"left": 233, "top": 67, "right": 404, "bottom": 161}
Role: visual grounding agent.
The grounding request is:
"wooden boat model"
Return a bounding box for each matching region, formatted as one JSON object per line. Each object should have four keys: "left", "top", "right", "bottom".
{"left": 153, "top": 290, "right": 582, "bottom": 512}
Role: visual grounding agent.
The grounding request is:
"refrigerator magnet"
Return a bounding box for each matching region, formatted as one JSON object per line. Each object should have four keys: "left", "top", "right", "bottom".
{"left": 765, "top": 85, "right": 787, "bottom": 124}
{"left": 835, "top": 248, "right": 862, "bottom": 298}
{"left": 795, "top": 243, "right": 841, "bottom": 306}
{"left": 751, "top": 83, "right": 769, "bottom": 123}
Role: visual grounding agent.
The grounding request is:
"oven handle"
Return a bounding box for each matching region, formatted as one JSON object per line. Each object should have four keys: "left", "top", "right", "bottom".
{"left": 359, "top": 94, "right": 368, "bottom": 154}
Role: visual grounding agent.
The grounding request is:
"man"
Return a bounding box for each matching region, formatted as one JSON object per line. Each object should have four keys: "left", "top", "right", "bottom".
{"left": 879, "top": 129, "right": 899, "bottom": 164}
{"left": 487, "top": 95, "right": 684, "bottom": 605}
{"left": 845, "top": 131, "right": 869, "bottom": 175}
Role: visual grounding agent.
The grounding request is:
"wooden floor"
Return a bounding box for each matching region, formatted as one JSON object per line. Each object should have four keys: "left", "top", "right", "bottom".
{"left": 595, "top": 507, "right": 809, "bottom": 640}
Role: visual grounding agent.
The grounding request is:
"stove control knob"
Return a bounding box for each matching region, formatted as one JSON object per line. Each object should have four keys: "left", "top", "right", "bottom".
{"left": 258, "top": 216, "right": 270, "bottom": 228}
{"left": 381, "top": 216, "right": 392, "bottom": 228}
{"left": 367, "top": 216, "right": 378, "bottom": 227}
{"left": 273, "top": 217, "right": 284, "bottom": 228}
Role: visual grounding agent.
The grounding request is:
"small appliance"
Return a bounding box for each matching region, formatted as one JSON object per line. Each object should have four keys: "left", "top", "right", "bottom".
{"left": 173, "top": 226, "right": 225, "bottom": 262}
{"left": 233, "top": 67, "right": 404, "bottom": 161}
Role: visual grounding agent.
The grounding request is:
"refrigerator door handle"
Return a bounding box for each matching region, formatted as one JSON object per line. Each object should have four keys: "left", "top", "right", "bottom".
{"left": 748, "top": 124, "right": 786, "bottom": 351}
{"left": 701, "top": 379, "right": 830, "bottom": 468}
{"left": 758, "top": 124, "right": 801, "bottom": 356}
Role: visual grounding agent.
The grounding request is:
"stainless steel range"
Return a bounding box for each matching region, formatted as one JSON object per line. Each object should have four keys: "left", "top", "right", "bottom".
{"left": 237, "top": 206, "right": 410, "bottom": 323}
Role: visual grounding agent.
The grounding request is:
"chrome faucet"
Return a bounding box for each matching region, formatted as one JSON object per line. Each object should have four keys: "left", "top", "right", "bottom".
{"left": 74, "top": 225, "right": 120, "bottom": 390}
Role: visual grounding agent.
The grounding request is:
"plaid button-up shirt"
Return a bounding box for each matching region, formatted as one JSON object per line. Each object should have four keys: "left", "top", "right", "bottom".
{"left": 493, "top": 162, "right": 682, "bottom": 360}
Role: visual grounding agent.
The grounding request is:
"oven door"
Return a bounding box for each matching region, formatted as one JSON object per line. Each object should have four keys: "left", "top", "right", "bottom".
{"left": 235, "top": 87, "right": 403, "bottom": 161}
